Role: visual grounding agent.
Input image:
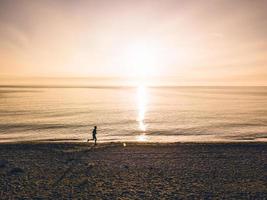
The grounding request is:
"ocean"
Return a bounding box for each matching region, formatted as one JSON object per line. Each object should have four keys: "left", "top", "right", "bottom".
{"left": 0, "top": 86, "right": 266, "bottom": 143}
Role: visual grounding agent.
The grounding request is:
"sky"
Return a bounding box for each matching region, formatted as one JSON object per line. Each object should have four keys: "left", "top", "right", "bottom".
{"left": 0, "top": 0, "right": 266, "bottom": 85}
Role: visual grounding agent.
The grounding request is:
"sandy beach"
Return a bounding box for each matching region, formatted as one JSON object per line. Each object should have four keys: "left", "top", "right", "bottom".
{"left": 0, "top": 142, "right": 266, "bottom": 199}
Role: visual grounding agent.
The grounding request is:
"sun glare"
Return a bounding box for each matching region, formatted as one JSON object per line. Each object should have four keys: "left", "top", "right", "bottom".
{"left": 122, "top": 42, "right": 160, "bottom": 77}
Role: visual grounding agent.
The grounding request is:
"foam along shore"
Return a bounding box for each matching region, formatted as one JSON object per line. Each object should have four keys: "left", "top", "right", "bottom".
{"left": 0, "top": 142, "right": 266, "bottom": 199}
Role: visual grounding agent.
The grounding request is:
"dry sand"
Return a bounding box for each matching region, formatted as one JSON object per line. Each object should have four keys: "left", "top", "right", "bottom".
{"left": 0, "top": 142, "right": 266, "bottom": 199}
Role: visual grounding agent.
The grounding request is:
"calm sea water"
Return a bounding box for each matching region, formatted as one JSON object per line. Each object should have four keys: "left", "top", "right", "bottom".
{"left": 0, "top": 86, "right": 266, "bottom": 143}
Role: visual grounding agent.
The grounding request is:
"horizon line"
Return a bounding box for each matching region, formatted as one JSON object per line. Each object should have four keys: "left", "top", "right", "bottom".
{"left": 0, "top": 85, "right": 266, "bottom": 88}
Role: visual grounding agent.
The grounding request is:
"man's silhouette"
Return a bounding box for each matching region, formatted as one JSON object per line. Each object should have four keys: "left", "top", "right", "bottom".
{"left": 88, "top": 126, "right": 97, "bottom": 145}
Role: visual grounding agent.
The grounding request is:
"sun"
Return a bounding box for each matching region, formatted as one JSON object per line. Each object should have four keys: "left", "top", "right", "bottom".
{"left": 121, "top": 42, "right": 160, "bottom": 78}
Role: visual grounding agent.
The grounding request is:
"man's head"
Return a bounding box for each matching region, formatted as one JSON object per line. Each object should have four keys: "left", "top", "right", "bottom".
{"left": 94, "top": 126, "right": 97, "bottom": 129}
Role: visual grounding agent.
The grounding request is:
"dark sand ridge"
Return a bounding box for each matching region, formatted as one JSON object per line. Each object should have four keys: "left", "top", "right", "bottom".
{"left": 0, "top": 142, "right": 266, "bottom": 199}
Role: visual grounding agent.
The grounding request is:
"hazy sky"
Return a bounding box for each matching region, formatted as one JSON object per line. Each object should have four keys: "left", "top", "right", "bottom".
{"left": 0, "top": 0, "right": 266, "bottom": 85}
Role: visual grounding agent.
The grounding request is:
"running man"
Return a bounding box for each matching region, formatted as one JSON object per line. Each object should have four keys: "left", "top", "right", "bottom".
{"left": 88, "top": 126, "right": 97, "bottom": 145}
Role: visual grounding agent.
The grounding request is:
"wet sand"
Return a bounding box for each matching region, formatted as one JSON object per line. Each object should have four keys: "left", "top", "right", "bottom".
{"left": 0, "top": 142, "right": 266, "bottom": 199}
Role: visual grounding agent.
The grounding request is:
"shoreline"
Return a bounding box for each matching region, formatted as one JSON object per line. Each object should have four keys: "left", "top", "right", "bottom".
{"left": 0, "top": 140, "right": 266, "bottom": 146}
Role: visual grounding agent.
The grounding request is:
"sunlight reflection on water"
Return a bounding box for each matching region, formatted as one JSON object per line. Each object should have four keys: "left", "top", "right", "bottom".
{"left": 136, "top": 84, "right": 149, "bottom": 142}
